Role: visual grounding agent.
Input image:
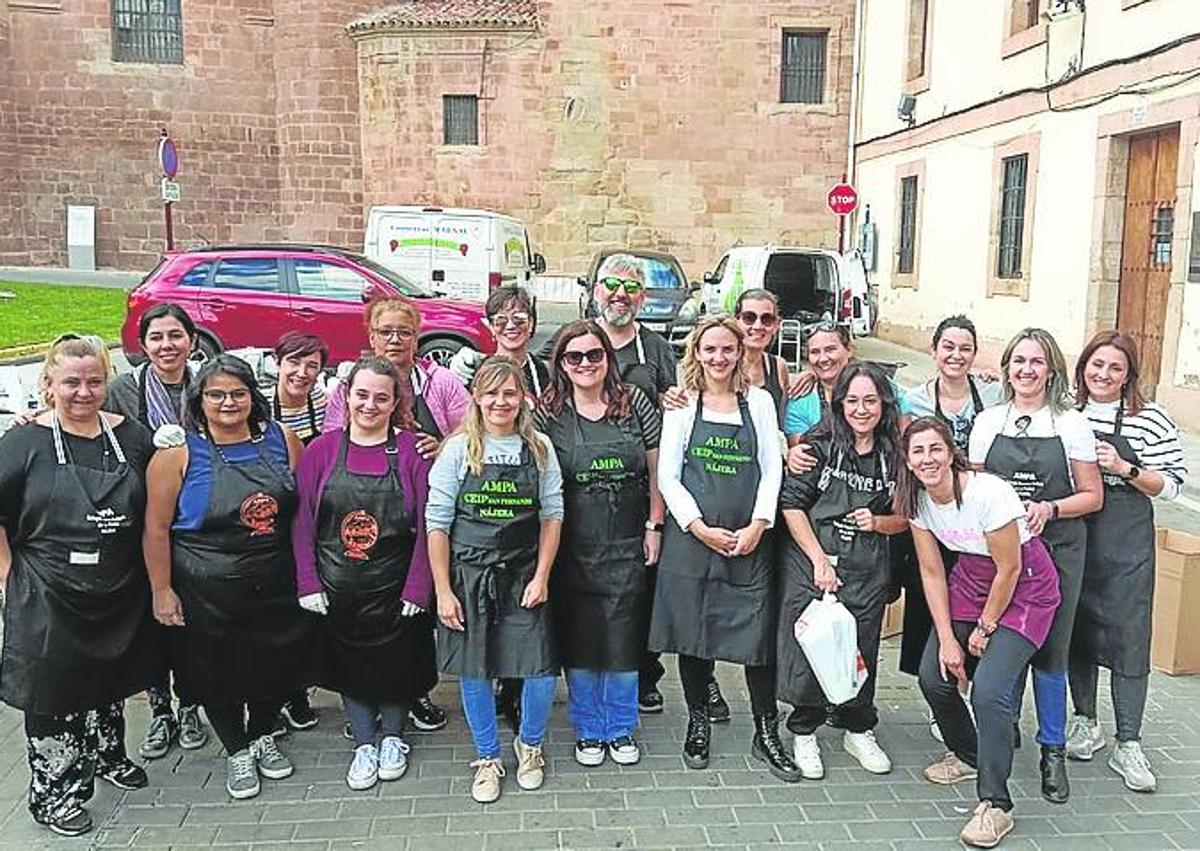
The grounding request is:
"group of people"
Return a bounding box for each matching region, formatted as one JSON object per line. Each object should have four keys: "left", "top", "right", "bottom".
{"left": 0, "top": 253, "right": 1187, "bottom": 849}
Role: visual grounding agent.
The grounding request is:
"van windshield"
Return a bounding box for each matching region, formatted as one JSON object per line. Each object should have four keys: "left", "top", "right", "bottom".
{"left": 351, "top": 254, "right": 432, "bottom": 298}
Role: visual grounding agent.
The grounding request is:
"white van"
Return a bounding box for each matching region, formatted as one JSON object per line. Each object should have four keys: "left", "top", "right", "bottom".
{"left": 364, "top": 206, "right": 546, "bottom": 302}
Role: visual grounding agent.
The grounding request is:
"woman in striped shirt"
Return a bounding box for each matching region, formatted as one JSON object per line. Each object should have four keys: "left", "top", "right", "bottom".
{"left": 1067, "top": 331, "right": 1188, "bottom": 793}
{"left": 271, "top": 332, "right": 330, "bottom": 447}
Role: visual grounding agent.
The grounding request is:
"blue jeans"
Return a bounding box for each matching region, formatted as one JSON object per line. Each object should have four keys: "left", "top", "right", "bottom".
{"left": 566, "top": 669, "right": 638, "bottom": 741}
{"left": 1012, "top": 668, "right": 1067, "bottom": 747}
{"left": 460, "top": 676, "right": 557, "bottom": 759}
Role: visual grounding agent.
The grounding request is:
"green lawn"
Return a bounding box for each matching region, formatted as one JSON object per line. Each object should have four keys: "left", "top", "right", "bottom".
{"left": 0, "top": 281, "right": 129, "bottom": 352}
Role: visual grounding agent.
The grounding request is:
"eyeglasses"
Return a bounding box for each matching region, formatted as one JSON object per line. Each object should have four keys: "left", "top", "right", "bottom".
{"left": 489, "top": 312, "right": 530, "bottom": 331}
{"left": 561, "top": 348, "right": 606, "bottom": 367}
{"left": 738, "top": 310, "right": 778, "bottom": 329}
{"left": 202, "top": 389, "right": 252, "bottom": 404}
{"left": 372, "top": 326, "right": 416, "bottom": 341}
{"left": 1013, "top": 415, "right": 1032, "bottom": 438}
{"left": 599, "top": 277, "right": 644, "bottom": 296}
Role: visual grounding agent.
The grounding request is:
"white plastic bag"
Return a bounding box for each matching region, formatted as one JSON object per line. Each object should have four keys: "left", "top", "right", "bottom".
{"left": 793, "top": 592, "right": 868, "bottom": 705}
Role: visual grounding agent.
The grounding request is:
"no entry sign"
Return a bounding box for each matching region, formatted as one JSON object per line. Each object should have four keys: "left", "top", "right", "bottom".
{"left": 827, "top": 182, "right": 858, "bottom": 216}
{"left": 158, "top": 136, "right": 179, "bottom": 179}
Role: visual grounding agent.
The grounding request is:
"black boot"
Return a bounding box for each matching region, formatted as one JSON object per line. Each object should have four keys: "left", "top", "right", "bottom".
{"left": 751, "top": 714, "right": 802, "bottom": 783}
{"left": 706, "top": 679, "right": 731, "bottom": 723}
{"left": 1040, "top": 744, "right": 1070, "bottom": 803}
{"left": 683, "top": 708, "right": 710, "bottom": 769}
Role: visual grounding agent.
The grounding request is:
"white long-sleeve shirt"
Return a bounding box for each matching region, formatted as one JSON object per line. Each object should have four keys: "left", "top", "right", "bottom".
{"left": 657, "top": 386, "right": 782, "bottom": 532}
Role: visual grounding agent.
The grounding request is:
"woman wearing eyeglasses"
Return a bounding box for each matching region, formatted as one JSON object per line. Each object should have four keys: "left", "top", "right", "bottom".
{"left": 450, "top": 286, "right": 549, "bottom": 401}
{"left": 0, "top": 335, "right": 159, "bottom": 836}
{"left": 323, "top": 297, "right": 470, "bottom": 732}
{"left": 534, "top": 321, "right": 665, "bottom": 768}
{"left": 143, "top": 355, "right": 317, "bottom": 801}
{"left": 651, "top": 316, "right": 799, "bottom": 782}
{"left": 1066, "top": 332, "right": 1187, "bottom": 793}
{"left": 967, "top": 328, "right": 1103, "bottom": 804}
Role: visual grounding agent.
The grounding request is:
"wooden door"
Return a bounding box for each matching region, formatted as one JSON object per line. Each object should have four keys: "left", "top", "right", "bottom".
{"left": 1118, "top": 127, "right": 1179, "bottom": 395}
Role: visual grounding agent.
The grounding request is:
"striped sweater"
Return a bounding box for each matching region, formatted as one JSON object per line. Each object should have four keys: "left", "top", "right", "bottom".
{"left": 1081, "top": 398, "right": 1187, "bottom": 500}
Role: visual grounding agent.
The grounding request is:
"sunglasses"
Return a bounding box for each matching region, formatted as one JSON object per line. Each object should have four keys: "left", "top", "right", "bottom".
{"left": 203, "top": 388, "right": 252, "bottom": 404}
{"left": 1013, "top": 415, "right": 1032, "bottom": 438}
{"left": 489, "top": 312, "right": 530, "bottom": 331}
{"left": 599, "top": 277, "right": 644, "bottom": 296}
{"left": 561, "top": 347, "right": 606, "bottom": 367}
{"left": 738, "top": 310, "right": 778, "bottom": 329}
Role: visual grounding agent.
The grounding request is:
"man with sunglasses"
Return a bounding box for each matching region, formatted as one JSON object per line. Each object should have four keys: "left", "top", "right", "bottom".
{"left": 449, "top": 287, "right": 549, "bottom": 404}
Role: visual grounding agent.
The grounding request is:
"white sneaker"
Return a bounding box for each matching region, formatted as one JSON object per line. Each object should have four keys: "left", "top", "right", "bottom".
{"left": 844, "top": 730, "right": 892, "bottom": 774}
{"left": 792, "top": 733, "right": 824, "bottom": 780}
{"left": 1066, "top": 715, "right": 1105, "bottom": 761}
{"left": 929, "top": 714, "right": 944, "bottom": 744}
{"left": 346, "top": 744, "right": 379, "bottom": 791}
{"left": 1108, "top": 740, "right": 1157, "bottom": 792}
{"left": 378, "top": 736, "right": 410, "bottom": 781}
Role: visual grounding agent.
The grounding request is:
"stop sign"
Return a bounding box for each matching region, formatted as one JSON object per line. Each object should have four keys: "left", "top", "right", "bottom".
{"left": 827, "top": 182, "right": 858, "bottom": 216}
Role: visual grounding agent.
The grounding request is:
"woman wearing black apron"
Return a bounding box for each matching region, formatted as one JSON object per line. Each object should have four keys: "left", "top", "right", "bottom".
{"left": 968, "top": 328, "right": 1103, "bottom": 803}
{"left": 651, "top": 316, "right": 798, "bottom": 781}
{"left": 293, "top": 357, "right": 436, "bottom": 791}
{"left": 776, "top": 361, "right": 908, "bottom": 780}
{"left": 0, "top": 336, "right": 159, "bottom": 836}
{"left": 1066, "top": 332, "right": 1188, "bottom": 793}
{"left": 323, "top": 298, "right": 471, "bottom": 733}
{"left": 536, "top": 320, "right": 665, "bottom": 767}
{"left": 143, "top": 355, "right": 315, "bottom": 802}
{"left": 427, "top": 357, "right": 564, "bottom": 804}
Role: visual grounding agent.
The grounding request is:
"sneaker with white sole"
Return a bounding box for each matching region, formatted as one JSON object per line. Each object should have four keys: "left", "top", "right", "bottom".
{"left": 250, "top": 734, "right": 293, "bottom": 780}
{"left": 470, "top": 757, "right": 505, "bottom": 803}
{"left": 924, "top": 751, "right": 978, "bottom": 785}
{"left": 138, "top": 713, "right": 177, "bottom": 760}
{"left": 792, "top": 733, "right": 824, "bottom": 780}
{"left": 513, "top": 736, "right": 545, "bottom": 790}
{"left": 1065, "top": 715, "right": 1105, "bottom": 761}
{"left": 378, "top": 736, "right": 410, "bottom": 781}
{"left": 346, "top": 744, "right": 379, "bottom": 790}
{"left": 608, "top": 735, "right": 640, "bottom": 766}
{"left": 844, "top": 730, "right": 891, "bottom": 774}
{"left": 930, "top": 716, "right": 944, "bottom": 744}
{"left": 177, "top": 705, "right": 208, "bottom": 750}
{"left": 960, "top": 801, "right": 1014, "bottom": 848}
{"left": 226, "top": 748, "right": 260, "bottom": 799}
{"left": 574, "top": 738, "right": 606, "bottom": 767}
{"left": 1108, "top": 740, "right": 1156, "bottom": 792}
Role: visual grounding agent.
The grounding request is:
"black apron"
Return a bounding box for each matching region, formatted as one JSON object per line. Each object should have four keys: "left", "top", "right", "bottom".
{"left": 933, "top": 377, "right": 985, "bottom": 452}
{"left": 437, "top": 445, "right": 556, "bottom": 679}
{"left": 776, "top": 447, "right": 893, "bottom": 706}
{"left": 617, "top": 329, "right": 658, "bottom": 403}
{"left": 649, "top": 394, "right": 775, "bottom": 665}
{"left": 762, "top": 355, "right": 786, "bottom": 428}
{"left": 316, "top": 433, "right": 437, "bottom": 703}
{"left": 551, "top": 407, "right": 649, "bottom": 671}
{"left": 1071, "top": 403, "right": 1155, "bottom": 677}
{"left": 273, "top": 391, "right": 319, "bottom": 445}
{"left": 1, "top": 416, "right": 158, "bottom": 715}
{"left": 171, "top": 429, "right": 317, "bottom": 704}
{"left": 983, "top": 409, "right": 1085, "bottom": 672}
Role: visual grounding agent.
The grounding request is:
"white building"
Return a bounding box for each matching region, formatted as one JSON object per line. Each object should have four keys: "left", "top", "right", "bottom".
{"left": 852, "top": 0, "right": 1200, "bottom": 428}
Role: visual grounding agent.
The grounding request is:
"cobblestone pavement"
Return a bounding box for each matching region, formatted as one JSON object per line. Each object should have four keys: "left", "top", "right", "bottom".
{"left": 0, "top": 642, "right": 1198, "bottom": 850}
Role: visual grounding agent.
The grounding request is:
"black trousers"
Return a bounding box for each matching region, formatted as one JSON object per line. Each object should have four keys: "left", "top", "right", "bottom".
{"left": 204, "top": 699, "right": 283, "bottom": 755}
{"left": 25, "top": 701, "right": 128, "bottom": 822}
{"left": 677, "top": 655, "right": 775, "bottom": 716}
{"left": 1068, "top": 661, "right": 1150, "bottom": 742}
{"left": 919, "top": 623, "right": 1036, "bottom": 811}
{"left": 639, "top": 564, "right": 666, "bottom": 692}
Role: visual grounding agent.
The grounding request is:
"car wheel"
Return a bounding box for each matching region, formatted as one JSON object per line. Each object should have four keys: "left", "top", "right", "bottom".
{"left": 418, "top": 337, "right": 465, "bottom": 367}
{"left": 190, "top": 333, "right": 222, "bottom": 366}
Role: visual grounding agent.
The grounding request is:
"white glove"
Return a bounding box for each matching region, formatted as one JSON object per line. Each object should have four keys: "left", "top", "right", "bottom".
{"left": 298, "top": 592, "right": 329, "bottom": 615}
{"left": 153, "top": 424, "right": 186, "bottom": 449}
{"left": 447, "top": 347, "right": 482, "bottom": 386}
{"left": 400, "top": 601, "right": 425, "bottom": 617}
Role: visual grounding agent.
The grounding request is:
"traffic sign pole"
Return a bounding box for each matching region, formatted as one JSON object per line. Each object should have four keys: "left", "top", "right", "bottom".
{"left": 827, "top": 176, "right": 859, "bottom": 254}
{"left": 158, "top": 128, "right": 179, "bottom": 251}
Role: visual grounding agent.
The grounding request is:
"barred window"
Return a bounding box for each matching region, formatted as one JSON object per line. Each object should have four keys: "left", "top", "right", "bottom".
{"left": 780, "top": 30, "right": 827, "bottom": 104}
{"left": 112, "top": 0, "right": 183, "bottom": 64}
{"left": 443, "top": 95, "right": 479, "bottom": 146}
{"left": 997, "top": 154, "right": 1029, "bottom": 279}
{"left": 897, "top": 175, "right": 919, "bottom": 275}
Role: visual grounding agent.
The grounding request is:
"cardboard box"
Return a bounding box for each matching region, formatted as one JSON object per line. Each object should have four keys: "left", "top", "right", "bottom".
{"left": 881, "top": 591, "right": 905, "bottom": 639}
{"left": 1151, "top": 529, "right": 1200, "bottom": 675}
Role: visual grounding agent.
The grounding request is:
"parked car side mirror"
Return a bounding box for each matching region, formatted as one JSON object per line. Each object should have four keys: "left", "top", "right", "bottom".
{"left": 689, "top": 281, "right": 702, "bottom": 293}
{"left": 702, "top": 271, "right": 719, "bottom": 285}
{"left": 532, "top": 253, "right": 547, "bottom": 274}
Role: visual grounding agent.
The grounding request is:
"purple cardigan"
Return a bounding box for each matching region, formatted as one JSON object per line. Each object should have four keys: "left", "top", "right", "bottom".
{"left": 323, "top": 359, "right": 471, "bottom": 438}
{"left": 292, "top": 429, "right": 435, "bottom": 608}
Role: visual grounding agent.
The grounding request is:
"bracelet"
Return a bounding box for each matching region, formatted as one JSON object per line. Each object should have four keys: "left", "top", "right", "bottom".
{"left": 1049, "top": 501, "right": 1060, "bottom": 520}
{"left": 975, "top": 618, "right": 998, "bottom": 636}
{"left": 645, "top": 521, "right": 664, "bottom": 532}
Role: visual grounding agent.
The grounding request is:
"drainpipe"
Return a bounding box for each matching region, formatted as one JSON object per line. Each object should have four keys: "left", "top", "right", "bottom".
{"left": 845, "top": 0, "right": 867, "bottom": 249}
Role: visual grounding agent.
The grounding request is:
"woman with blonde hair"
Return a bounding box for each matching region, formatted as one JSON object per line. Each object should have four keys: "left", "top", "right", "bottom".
{"left": 426, "top": 357, "right": 564, "bottom": 803}
{"left": 0, "top": 335, "right": 159, "bottom": 835}
{"left": 968, "top": 328, "right": 1103, "bottom": 804}
{"left": 650, "top": 316, "right": 798, "bottom": 781}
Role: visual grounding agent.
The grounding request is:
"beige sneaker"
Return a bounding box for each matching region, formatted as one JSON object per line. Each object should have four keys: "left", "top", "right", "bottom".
{"left": 513, "top": 736, "right": 545, "bottom": 790}
{"left": 924, "top": 752, "right": 979, "bottom": 785}
{"left": 960, "top": 802, "right": 1014, "bottom": 848}
{"left": 469, "top": 758, "right": 505, "bottom": 803}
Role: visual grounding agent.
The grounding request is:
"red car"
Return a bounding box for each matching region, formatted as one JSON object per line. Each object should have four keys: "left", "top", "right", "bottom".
{"left": 122, "top": 245, "right": 495, "bottom": 366}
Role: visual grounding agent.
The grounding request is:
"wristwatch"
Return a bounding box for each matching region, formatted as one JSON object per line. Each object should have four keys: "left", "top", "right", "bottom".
{"left": 1125, "top": 465, "right": 1142, "bottom": 482}
{"left": 645, "top": 521, "right": 665, "bottom": 532}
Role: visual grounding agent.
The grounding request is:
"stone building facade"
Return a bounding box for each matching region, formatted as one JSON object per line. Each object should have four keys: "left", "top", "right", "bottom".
{"left": 0, "top": 0, "right": 856, "bottom": 276}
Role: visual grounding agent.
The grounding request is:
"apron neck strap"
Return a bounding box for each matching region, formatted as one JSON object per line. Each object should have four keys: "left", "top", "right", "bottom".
{"left": 51, "top": 412, "right": 126, "bottom": 466}
{"left": 634, "top": 329, "right": 646, "bottom": 365}
{"left": 1114, "top": 398, "right": 1126, "bottom": 435}
{"left": 526, "top": 355, "right": 542, "bottom": 397}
